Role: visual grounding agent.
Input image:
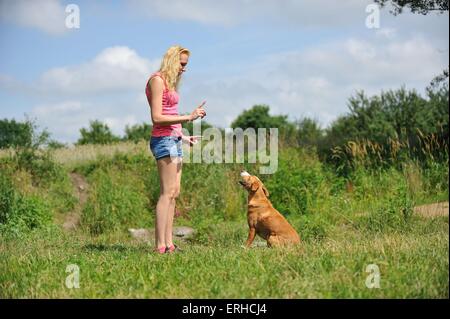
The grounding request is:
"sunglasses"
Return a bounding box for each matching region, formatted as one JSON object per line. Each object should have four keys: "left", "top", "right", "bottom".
{"left": 180, "top": 62, "right": 188, "bottom": 67}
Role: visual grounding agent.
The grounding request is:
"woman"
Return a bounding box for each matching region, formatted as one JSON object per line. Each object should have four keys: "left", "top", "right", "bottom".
{"left": 146, "top": 45, "right": 206, "bottom": 254}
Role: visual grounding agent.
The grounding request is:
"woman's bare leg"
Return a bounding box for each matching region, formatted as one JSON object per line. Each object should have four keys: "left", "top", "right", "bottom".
{"left": 165, "top": 158, "right": 182, "bottom": 248}
{"left": 155, "top": 157, "right": 180, "bottom": 250}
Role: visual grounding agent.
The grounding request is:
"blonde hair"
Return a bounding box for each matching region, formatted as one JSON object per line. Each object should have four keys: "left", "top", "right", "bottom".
{"left": 159, "top": 45, "right": 190, "bottom": 91}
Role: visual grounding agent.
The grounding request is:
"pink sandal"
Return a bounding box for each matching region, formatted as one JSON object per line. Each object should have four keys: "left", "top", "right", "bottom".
{"left": 154, "top": 246, "right": 166, "bottom": 254}
{"left": 166, "top": 244, "right": 182, "bottom": 253}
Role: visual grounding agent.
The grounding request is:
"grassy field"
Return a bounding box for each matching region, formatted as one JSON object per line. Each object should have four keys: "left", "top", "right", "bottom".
{"left": 0, "top": 141, "right": 448, "bottom": 298}
{"left": 1, "top": 218, "right": 448, "bottom": 298}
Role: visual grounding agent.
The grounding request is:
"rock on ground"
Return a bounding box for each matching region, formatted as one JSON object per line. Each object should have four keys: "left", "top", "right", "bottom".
{"left": 128, "top": 226, "right": 195, "bottom": 243}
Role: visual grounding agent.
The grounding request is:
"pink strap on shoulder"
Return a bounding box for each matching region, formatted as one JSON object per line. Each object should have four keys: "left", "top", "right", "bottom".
{"left": 149, "top": 72, "right": 168, "bottom": 91}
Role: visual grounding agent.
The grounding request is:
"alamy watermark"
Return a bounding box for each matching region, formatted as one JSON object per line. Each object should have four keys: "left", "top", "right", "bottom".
{"left": 65, "top": 4, "right": 80, "bottom": 29}
{"left": 168, "top": 121, "right": 279, "bottom": 174}
{"left": 365, "top": 4, "right": 380, "bottom": 29}
{"left": 65, "top": 264, "right": 80, "bottom": 289}
{"left": 365, "top": 264, "right": 381, "bottom": 289}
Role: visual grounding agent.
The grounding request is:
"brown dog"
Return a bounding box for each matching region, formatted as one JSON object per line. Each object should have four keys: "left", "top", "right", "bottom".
{"left": 239, "top": 171, "right": 301, "bottom": 248}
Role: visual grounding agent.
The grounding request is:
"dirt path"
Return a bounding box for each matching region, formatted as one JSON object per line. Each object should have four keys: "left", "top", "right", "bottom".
{"left": 62, "top": 172, "right": 89, "bottom": 231}
{"left": 413, "top": 201, "right": 449, "bottom": 218}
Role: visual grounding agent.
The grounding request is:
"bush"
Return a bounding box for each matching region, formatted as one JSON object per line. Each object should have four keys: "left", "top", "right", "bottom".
{"left": 0, "top": 117, "right": 52, "bottom": 149}
{"left": 0, "top": 145, "right": 76, "bottom": 216}
{"left": 356, "top": 181, "right": 414, "bottom": 233}
{"left": 77, "top": 120, "right": 121, "bottom": 145}
{"left": 0, "top": 174, "right": 52, "bottom": 237}
{"left": 421, "top": 160, "right": 449, "bottom": 198}
{"left": 178, "top": 163, "right": 247, "bottom": 221}
{"left": 263, "top": 147, "right": 335, "bottom": 216}
{"left": 81, "top": 168, "right": 151, "bottom": 235}
{"left": 0, "top": 174, "right": 15, "bottom": 225}
{"left": 294, "top": 215, "right": 328, "bottom": 242}
{"left": 0, "top": 119, "right": 33, "bottom": 149}
{"left": 321, "top": 80, "right": 449, "bottom": 171}
{"left": 123, "top": 123, "right": 152, "bottom": 143}
{"left": 231, "top": 104, "right": 294, "bottom": 133}
{"left": 15, "top": 148, "right": 62, "bottom": 186}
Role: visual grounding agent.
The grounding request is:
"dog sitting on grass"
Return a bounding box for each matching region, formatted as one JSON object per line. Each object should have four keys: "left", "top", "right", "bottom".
{"left": 239, "top": 171, "right": 301, "bottom": 248}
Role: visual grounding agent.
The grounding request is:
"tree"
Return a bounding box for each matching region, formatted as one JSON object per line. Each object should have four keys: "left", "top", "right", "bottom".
{"left": 231, "top": 105, "right": 291, "bottom": 130}
{"left": 427, "top": 68, "right": 449, "bottom": 93}
{"left": 77, "top": 120, "right": 120, "bottom": 145}
{"left": 123, "top": 123, "right": 152, "bottom": 143}
{"left": 0, "top": 117, "right": 51, "bottom": 149}
{"left": 47, "top": 140, "right": 67, "bottom": 149}
{"left": 181, "top": 119, "right": 213, "bottom": 136}
{"left": 295, "top": 117, "right": 324, "bottom": 147}
{"left": 325, "top": 88, "right": 430, "bottom": 145}
{"left": 0, "top": 119, "right": 33, "bottom": 149}
{"left": 319, "top": 76, "right": 449, "bottom": 169}
{"left": 374, "top": 0, "right": 448, "bottom": 15}
{"left": 426, "top": 68, "right": 449, "bottom": 146}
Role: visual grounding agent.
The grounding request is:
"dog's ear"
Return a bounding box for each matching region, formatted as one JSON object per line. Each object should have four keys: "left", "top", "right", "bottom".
{"left": 250, "top": 180, "right": 260, "bottom": 192}
{"left": 262, "top": 185, "right": 270, "bottom": 197}
{"left": 250, "top": 177, "right": 263, "bottom": 192}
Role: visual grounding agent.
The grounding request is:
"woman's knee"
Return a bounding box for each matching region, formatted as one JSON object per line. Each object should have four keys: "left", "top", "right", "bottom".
{"left": 172, "top": 187, "right": 180, "bottom": 199}
{"left": 162, "top": 187, "right": 180, "bottom": 200}
{"left": 175, "top": 186, "right": 181, "bottom": 199}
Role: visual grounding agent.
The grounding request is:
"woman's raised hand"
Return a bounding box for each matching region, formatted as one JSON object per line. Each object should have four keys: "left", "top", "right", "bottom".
{"left": 190, "top": 101, "right": 207, "bottom": 121}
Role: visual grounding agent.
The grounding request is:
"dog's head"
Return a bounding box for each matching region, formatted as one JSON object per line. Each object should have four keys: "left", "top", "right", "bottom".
{"left": 239, "top": 171, "right": 269, "bottom": 197}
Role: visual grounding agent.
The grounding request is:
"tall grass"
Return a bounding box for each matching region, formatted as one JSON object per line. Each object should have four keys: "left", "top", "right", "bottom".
{"left": 81, "top": 167, "right": 152, "bottom": 235}
{"left": 52, "top": 140, "right": 149, "bottom": 169}
{"left": 0, "top": 174, "right": 52, "bottom": 237}
{"left": 0, "top": 135, "right": 448, "bottom": 298}
{"left": 331, "top": 131, "right": 449, "bottom": 174}
{"left": 0, "top": 147, "right": 76, "bottom": 237}
{"left": 0, "top": 218, "right": 447, "bottom": 298}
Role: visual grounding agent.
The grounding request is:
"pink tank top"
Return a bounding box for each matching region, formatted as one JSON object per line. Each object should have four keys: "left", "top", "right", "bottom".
{"left": 145, "top": 72, "right": 182, "bottom": 137}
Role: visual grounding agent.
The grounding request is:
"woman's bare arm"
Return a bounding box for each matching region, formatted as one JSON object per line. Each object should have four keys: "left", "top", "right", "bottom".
{"left": 149, "top": 77, "right": 193, "bottom": 126}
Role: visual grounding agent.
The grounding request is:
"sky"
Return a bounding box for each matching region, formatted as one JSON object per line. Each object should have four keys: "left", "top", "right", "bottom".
{"left": 0, "top": 0, "right": 448, "bottom": 143}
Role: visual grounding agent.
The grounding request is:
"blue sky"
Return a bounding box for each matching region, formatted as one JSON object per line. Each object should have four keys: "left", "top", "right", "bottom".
{"left": 0, "top": 0, "right": 448, "bottom": 143}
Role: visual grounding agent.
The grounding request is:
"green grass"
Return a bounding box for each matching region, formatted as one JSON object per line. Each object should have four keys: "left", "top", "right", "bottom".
{"left": 0, "top": 145, "right": 448, "bottom": 298}
{"left": 0, "top": 216, "right": 447, "bottom": 298}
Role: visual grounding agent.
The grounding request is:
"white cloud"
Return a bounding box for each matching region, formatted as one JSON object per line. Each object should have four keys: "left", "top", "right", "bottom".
{"left": 181, "top": 34, "right": 447, "bottom": 129}
{"left": 3, "top": 45, "right": 158, "bottom": 142}
{"left": 13, "top": 32, "right": 449, "bottom": 143}
{"left": 347, "top": 39, "right": 377, "bottom": 62}
{"left": 5, "top": 8, "right": 446, "bottom": 143}
{"left": 128, "top": 0, "right": 239, "bottom": 27}
{"left": 104, "top": 115, "right": 139, "bottom": 133}
{"left": 376, "top": 27, "right": 397, "bottom": 39}
{"left": 32, "top": 100, "right": 83, "bottom": 117}
{"left": 125, "top": 0, "right": 450, "bottom": 46}
{"left": 30, "top": 98, "right": 150, "bottom": 143}
{"left": 36, "top": 46, "right": 160, "bottom": 96}
{"left": 0, "top": 74, "right": 23, "bottom": 92}
{"left": 30, "top": 101, "right": 89, "bottom": 142}
{"left": 0, "top": 0, "right": 67, "bottom": 35}
{"left": 1, "top": 0, "right": 447, "bottom": 145}
{"left": 127, "top": 0, "right": 373, "bottom": 28}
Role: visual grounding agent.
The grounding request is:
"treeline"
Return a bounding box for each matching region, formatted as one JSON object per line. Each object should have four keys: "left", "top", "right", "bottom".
{"left": 0, "top": 119, "right": 154, "bottom": 149}
{"left": 1, "top": 70, "right": 448, "bottom": 171}
{"left": 230, "top": 69, "right": 448, "bottom": 171}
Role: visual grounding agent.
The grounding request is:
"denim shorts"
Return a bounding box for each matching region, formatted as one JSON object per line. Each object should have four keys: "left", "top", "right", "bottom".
{"left": 149, "top": 135, "right": 183, "bottom": 160}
